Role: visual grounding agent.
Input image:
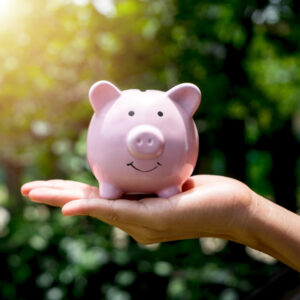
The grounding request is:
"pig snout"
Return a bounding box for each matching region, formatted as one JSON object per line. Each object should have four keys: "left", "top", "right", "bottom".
{"left": 127, "top": 125, "right": 164, "bottom": 159}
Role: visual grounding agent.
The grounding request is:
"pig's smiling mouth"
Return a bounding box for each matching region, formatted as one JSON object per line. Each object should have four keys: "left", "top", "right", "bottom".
{"left": 126, "top": 161, "right": 162, "bottom": 172}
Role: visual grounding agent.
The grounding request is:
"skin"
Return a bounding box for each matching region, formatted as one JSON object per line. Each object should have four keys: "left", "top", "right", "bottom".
{"left": 21, "top": 175, "right": 300, "bottom": 272}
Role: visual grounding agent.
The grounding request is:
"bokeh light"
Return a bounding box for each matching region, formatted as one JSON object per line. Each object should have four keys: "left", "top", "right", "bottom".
{"left": 0, "top": 0, "right": 299, "bottom": 299}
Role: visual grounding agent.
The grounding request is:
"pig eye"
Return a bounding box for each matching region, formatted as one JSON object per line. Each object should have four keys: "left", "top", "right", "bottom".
{"left": 157, "top": 111, "right": 163, "bottom": 117}
{"left": 128, "top": 111, "right": 135, "bottom": 116}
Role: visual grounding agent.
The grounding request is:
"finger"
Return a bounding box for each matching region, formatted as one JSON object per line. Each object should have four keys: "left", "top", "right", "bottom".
{"left": 21, "top": 180, "right": 96, "bottom": 196}
{"left": 28, "top": 186, "right": 99, "bottom": 207}
{"left": 61, "top": 189, "right": 196, "bottom": 229}
{"left": 189, "top": 175, "right": 231, "bottom": 187}
{"left": 62, "top": 198, "right": 154, "bottom": 226}
{"left": 61, "top": 199, "right": 166, "bottom": 244}
{"left": 181, "top": 175, "right": 230, "bottom": 193}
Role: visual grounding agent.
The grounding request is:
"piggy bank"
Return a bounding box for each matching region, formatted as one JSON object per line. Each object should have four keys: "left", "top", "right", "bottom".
{"left": 86, "top": 81, "right": 201, "bottom": 199}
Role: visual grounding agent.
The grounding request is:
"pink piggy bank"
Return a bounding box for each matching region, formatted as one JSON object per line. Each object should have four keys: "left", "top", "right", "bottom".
{"left": 86, "top": 81, "right": 201, "bottom": 199}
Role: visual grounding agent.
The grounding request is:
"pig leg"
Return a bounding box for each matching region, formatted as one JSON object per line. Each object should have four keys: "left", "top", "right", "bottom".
{"left": 99, "top": 182, "right": 123, "bottom": 200}
{"left": 157, "top": 185, "right": 181, "bottom": 198}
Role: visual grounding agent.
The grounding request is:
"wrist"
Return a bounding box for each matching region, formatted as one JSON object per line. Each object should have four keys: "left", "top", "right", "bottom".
{"left": 226, "top": 188, "right": 261, "bottom": 247}
{"left": 235, "top": 190, "right": 266, "bottom": 249}
{"left": 235, "top": 190, "right": 300, "bottom": 271}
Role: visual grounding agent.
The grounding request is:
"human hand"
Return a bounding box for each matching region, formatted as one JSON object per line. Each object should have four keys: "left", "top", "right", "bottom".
{"left": 21, "top": 175, "right": 300, "bottom": 271}
{"left": 21, "top": 175, "right": 254, "bottom": 244}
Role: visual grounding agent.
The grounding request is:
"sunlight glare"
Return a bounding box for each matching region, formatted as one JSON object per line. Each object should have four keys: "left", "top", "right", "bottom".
{"left": 0, "top": 0, "right": 13, "bottom": 18}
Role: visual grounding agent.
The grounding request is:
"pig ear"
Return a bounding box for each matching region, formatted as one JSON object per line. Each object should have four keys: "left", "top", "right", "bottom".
{"left": 89, "top": 81, "right": 121, "bottom": 113}
{"left": 167, "top": 83, "right": 201, "bottom": 117}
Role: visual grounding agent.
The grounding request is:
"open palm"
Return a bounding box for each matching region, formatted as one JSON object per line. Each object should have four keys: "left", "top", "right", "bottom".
{"left": 21, "top": 175, "right": 253, "bottom": 244}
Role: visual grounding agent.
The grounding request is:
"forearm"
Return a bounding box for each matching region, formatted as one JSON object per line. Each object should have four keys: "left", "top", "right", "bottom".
{"left": 238, "top": 192, "right": 300, "bottom": 272}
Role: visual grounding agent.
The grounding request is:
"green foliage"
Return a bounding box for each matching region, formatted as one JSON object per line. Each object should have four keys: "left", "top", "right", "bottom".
{"left": 0, "top": 0, "right": 299, "bottom": 299}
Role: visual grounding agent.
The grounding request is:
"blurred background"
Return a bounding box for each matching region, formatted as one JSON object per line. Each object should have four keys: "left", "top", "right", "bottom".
{"left": 0, "top": 0, "right": 299, "bottom": 299}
